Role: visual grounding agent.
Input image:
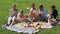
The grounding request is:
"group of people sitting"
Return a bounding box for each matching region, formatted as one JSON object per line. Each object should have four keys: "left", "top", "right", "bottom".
{"left": 6, "top": 3, "right": 58, "bottom": 28}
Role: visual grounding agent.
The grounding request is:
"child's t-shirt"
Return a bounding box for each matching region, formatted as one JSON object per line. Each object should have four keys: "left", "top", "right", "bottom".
{"left": 17, "top": 13, "right": 25, "bottom": 19}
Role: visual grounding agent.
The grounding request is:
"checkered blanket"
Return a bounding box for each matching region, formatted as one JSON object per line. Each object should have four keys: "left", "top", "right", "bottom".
{"left": 2, "top": 24, "right": 39, "bottom": 34}
{"left": 2, "top": 22, "right": 53, "bottom": 34}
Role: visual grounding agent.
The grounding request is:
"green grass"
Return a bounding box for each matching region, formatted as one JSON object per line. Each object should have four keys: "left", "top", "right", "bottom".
{"left": 0, "top": 0, "right": 60, "bottom": 34}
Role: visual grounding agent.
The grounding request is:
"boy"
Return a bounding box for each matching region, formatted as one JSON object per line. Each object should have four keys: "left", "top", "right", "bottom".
{"left": 51, "top": 5, "right": 58, "bottom": 19}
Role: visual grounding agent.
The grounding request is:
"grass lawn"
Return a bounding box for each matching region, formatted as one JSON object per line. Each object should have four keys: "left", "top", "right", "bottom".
{"left": 0, "top": 0, "right": 60, "bottom": 34}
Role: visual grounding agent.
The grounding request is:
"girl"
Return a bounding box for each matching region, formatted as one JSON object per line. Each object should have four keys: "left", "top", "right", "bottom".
{"left": 17, "top": 11, "right": 26, "bottom": 22}
{"left": 9, "top": 4, "right": 18, "bottom": 17}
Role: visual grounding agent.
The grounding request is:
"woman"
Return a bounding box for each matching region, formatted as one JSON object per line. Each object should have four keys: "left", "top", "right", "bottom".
{"left": 9, "top": 4, "right": 18, "bottom": 17}
{"left": 29, "top": 3, "right": 37, "bottom": 21}
{"left": 6, "top": 4, "right": 18, "bottom": 26}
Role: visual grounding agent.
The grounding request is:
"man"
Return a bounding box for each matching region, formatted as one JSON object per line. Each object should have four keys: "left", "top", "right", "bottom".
{"left": 51, "top": 5, "right": 58, "bottom": 19}
{"left": 47, "top": 5, "right": 58, "bottom": 26}
{"left": 38, "top": 4, "right": 47, "bottom": 21}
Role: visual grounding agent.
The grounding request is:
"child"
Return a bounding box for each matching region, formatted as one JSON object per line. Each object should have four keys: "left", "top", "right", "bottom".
{"left": 17, "top": 11, "right": 26, "bottom": 23}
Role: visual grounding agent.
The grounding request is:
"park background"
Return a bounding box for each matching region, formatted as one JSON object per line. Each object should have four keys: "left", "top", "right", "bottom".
{"left": 0, "top": 0, "right": 60, "bottom": 34}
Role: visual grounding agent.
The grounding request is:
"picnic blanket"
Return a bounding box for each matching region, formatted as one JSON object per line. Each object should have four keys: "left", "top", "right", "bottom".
{"left": 32, "top": 22, "right": 53, "bottom": 28}
{"left": 2, "top": 22, "right": 39, "bottom": 34}
{"left": 2, "top": 25, "right": 39, "bottom": 34}
{"left": 2, "top": 22, "right": 53, "bottom": 34}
